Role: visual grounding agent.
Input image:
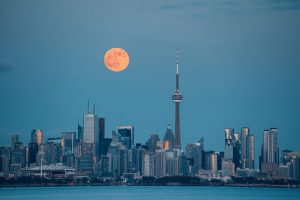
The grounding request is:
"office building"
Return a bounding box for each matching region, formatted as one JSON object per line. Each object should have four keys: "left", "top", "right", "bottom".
{"left": 83, "top": 113, "right": 99, "bottom": 155}
{"left": 224, "top": 128, "right": 234, "bottom": 160}
{"left": 11, "top": 135, "right": 19, "bottom": 151}
{"left": 204, "top": 151, "right": 218, "bottom": 175}
{"left": 186, "top": 143, "right": 203, "bottom": 176}
{"left": 0, "top": 147, "right": 10, "bottom": 177}
{"left": 142, "top": 152, "right": 155, "bottom": 176}
{"left": 61, "top": 132, "right": 75, "bottom": 155}
{"left": 45, "top": 138, "right": 62, "bottom": 164}
{"left": 77, "top": 124, "right": 83, "bottom": 142}
{"left": 30, "top": 129, "right": 44, "bottom": 145}
{"left": 155, "top": 149, "right": 166, "bottom": 177}
{"left": 232, "top": 133, "right": 242, "bottom": 169}
{"left": 163, "top": 124, "right": 174, "bottom": 150}
{"left": 116, "top": 126, "right": 134, "bottom": 149}
{"left": 145, "top": 134, "right": 160, "bottom": 153}
{"left": 247, "top": 135, "right": 255, "bottom": 169}
{"left": 28, "top": 142, "right": 38, "bottom": 166}
{"left": 74, "top": 142, "right": 95, "bottom": 175}
{"left": 99, "top": 138, "right": 112, "bottom": 156}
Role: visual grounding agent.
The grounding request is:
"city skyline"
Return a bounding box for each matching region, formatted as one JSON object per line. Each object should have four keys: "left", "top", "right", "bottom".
{"left": 1, "top": 56, "right": 299, "bottom": 181}
{"left": 1, "top": 0, "right": 300, "bottom": 163}
{"left": 0, "top": 51, "right": 297, "bottom": 168}
{"left": 0, "top": 62, "right": 295, "bottom": 173}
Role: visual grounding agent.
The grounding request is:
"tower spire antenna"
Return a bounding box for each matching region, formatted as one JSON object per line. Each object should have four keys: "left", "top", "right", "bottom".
{"left": 172, "top": 48, "right": 183, "bottom": 149}
{"left": 176, "top": 48, "right": 179, "bottom": 75}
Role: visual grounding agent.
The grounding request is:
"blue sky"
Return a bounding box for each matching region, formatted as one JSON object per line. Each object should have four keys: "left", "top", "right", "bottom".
{"left": 0, "top": 0, "right": 300, "bottom": 164}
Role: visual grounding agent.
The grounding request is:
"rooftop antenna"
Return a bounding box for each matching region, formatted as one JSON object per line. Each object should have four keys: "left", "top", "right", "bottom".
{"left": 88, "top": 100, "right": 90, "bottom": 113}
{"left": 93, "top": 104, "right": 95, "bottom": 114}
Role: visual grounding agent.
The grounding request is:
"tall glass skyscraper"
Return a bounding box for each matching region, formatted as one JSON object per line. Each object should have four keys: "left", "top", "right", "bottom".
{"left": 116, "top": 126, "right": 134, "bottom": 149}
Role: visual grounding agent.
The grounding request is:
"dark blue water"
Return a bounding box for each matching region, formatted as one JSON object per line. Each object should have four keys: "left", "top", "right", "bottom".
{"left": 0, "top": 186, "right": 299, "bottom": 200}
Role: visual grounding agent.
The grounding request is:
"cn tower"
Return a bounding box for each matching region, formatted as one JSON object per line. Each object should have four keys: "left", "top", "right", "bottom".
{"left": 172, "top": 49, "right": 183, "bottom": 149}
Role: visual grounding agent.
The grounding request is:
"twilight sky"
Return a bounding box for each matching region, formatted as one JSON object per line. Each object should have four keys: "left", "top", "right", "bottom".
{"left": 0, "top": 0, "right": 300, "bottom": 162}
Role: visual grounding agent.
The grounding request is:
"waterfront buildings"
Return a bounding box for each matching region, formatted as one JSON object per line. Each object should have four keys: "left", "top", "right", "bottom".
{"left": 1, "top": 51, "right": 299, "bottom": 182}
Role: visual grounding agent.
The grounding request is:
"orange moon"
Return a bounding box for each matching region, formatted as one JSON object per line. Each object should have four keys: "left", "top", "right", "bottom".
{"left": 104, "top": 48, "right": 129, "bottom": 72}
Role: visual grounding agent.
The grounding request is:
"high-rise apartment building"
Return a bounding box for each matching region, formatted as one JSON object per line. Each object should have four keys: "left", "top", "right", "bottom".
{"left": 247, "top": 135, "right": 255, "bottom": 169}
{"left": 240, "top": 127, "right": 255, "bottom": 169}
{"left": 260, "top": 128, "right": 279, "bottom": 176}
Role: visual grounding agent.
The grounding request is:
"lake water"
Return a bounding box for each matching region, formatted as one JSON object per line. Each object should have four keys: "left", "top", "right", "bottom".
{"left": 0, "top": 186, "right": 299, "bottom": 200}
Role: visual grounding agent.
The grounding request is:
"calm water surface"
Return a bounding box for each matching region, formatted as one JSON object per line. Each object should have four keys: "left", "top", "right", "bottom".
{"left": 0, "top": 186, "right": 299, "bottom": 200}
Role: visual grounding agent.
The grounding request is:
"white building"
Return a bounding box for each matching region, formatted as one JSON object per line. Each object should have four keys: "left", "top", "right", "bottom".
{"left": 83, "top": 113, "right": 99, "bottom": 155}
{"left": 143, "top": 153, "right": 155, "bottom": 176}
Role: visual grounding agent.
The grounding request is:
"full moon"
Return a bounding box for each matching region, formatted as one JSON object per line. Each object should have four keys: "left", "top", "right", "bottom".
{"left": 104, "top": 48, "right": 129, "bottom": 72}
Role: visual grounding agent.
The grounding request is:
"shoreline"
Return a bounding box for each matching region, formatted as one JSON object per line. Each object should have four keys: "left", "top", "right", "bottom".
{"left": 1, "top": 183, "right": 299, "bottom": 189}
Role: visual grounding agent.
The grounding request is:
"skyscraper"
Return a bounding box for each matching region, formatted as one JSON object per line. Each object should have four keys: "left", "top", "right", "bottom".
{"left": 163, "top": 124, "right": 174, "bottom": 150}
{"left": 11, "top": 135, "right": 19, "bottom": 151}
{"left": 30, "top": 129, "right": 43, "bottom": 145}
{"left": 83, "top": 113, "right": 99, "bottom": 155}
{"left": 232, "top": 132, "right": 242, "bottom": 169}
{"left": 28, "top": 142, "right": 38, "bottom": 166}
{"left": 61, "top": 132, "right": 75, "bottom": 155}
{"left": 260, "top": 128, "right": 279, "bottom": 176}
{"left": 77, "top": 124, "right": 83, "bottom": 142}
{"left": 247, "top": 135, "right": 255, "bottom": 169}
{"left": 239, "top": 127, "right": 255, "bottom": 169}
{"left": 241, "top": 127, "right": 249, "bottom": 168}
{"left": 155, "top": 149, "right": 166, "bottom": 177}
{"left": 116, "top": 126, "right": 134, "bottom": 149}
{"left": 145, "top": 134, "right": 160, "bottom": 153}
{"left": 142, "top": 152, "right": 155, "bottom": 177}
{"left": 98, "top": 117, "right": 105, "bottom": 155}
{"left": 99, "top": 118, "right": 105, "bottom": 140}
{"left": 224, "top": 128, "right": 234, "bottom": 160}
{"left": 172, "top": 49, "right": 183, "bottom": 149}
{"left": 186, "top": 143, "right": 203, "bottom": 176}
